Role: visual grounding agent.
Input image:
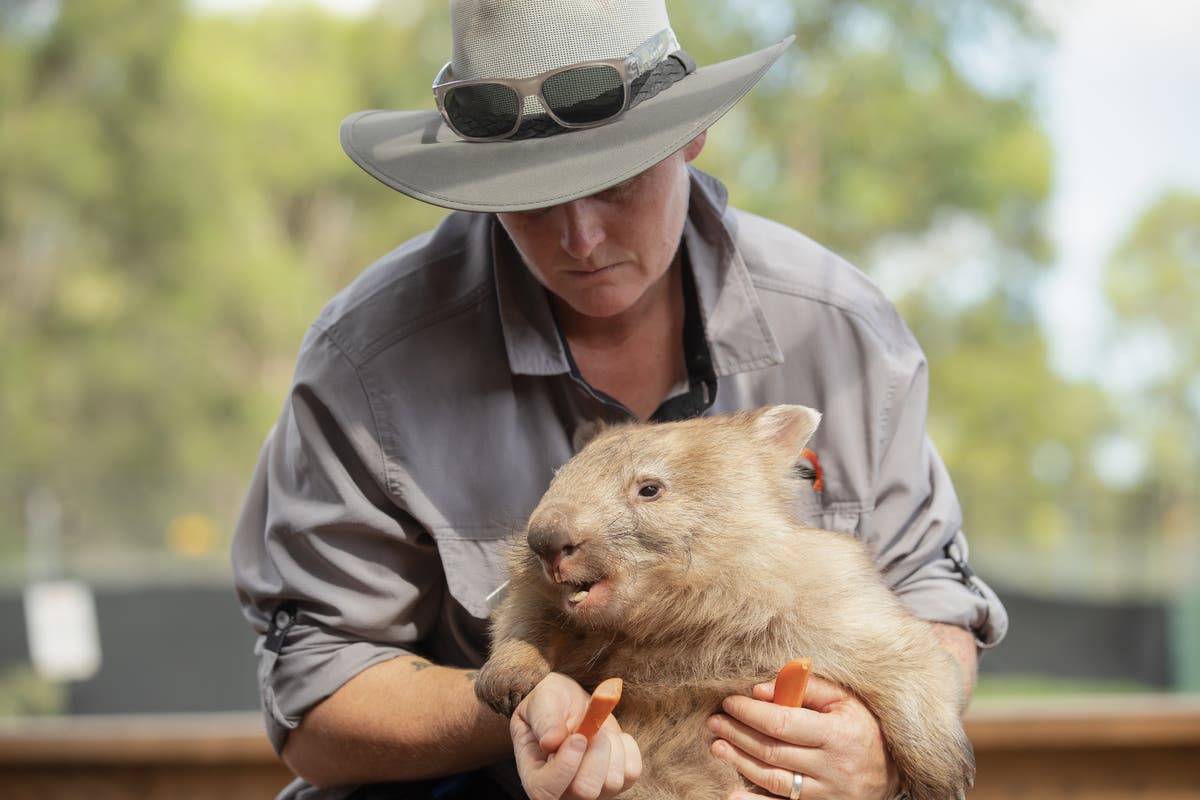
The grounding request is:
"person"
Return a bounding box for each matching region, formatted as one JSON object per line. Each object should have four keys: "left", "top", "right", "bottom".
{"left": 231, "top": 1, "right": 1008, "bottom": 799}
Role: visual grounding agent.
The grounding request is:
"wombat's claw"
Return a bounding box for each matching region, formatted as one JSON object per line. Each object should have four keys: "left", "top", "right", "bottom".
{"left": 484, "top": 690, "right": 526, "bottom": 718}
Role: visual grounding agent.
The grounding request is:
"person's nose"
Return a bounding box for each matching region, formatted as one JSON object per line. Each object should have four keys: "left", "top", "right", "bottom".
{"left": 559, "top": 198, "right": 607, "bottom": 261}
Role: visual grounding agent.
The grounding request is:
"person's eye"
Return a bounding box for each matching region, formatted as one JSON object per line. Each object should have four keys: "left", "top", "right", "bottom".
{"left": 598, "top": 177, "right": 637, "bottom": 203}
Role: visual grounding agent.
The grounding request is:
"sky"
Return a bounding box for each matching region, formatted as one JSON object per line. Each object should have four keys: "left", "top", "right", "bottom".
{"left": 192, "top": 0, "right": 1200, "bottom": 385}
{"left": 1034, "top": 0, "right": 1200, "bottom": 383}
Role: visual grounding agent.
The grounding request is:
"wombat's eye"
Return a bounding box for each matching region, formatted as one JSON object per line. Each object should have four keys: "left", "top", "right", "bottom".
{"left": 636, "top": 482, "right": 663, "bottom": 499}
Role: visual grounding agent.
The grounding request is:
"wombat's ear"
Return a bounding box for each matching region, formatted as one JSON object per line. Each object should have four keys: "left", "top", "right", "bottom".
{"left": 751, "top": 405, "right": 822, "bottom": 456}
{"left": 572, "top": 419, "right": 608, "bottom": 452}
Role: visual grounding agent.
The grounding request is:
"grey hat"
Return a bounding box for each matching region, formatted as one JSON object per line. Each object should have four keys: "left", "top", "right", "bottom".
{"left": 340, "top": 0, "right": 792, "bottom": 212}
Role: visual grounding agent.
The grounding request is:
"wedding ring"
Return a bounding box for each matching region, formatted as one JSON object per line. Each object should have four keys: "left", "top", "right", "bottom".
{"left": 788, "top": 771, "right": 804, "bottom": 799}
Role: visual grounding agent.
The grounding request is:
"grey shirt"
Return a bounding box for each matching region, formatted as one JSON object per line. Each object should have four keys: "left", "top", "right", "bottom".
{"left": 232, "top": 168, "right": 1007, "bottom": 785}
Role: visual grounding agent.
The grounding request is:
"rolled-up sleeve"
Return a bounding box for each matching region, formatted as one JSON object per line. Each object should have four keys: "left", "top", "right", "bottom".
{"left": 231, "top": 326, "right": 442, "bottom": 752}
{"left": 856, "top": 343, "right": 1008, "bottom": 650}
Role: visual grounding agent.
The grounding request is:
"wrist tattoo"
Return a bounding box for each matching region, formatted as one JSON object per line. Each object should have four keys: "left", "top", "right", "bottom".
{"left": 410, "top": 659, "right": 432, "bottom": 671}
{"left": 464, "top": 670, "right": 480, "bottom": 682}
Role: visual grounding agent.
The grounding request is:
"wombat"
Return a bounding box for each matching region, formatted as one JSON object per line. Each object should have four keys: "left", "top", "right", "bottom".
{"left": 476, "top": 405, "right": 974, "bottom": 800}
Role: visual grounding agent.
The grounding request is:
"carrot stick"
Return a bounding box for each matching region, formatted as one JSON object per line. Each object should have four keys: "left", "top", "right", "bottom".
{"left": 774, "top": 657, "right": 812, "bottom": 708}
{"left": 574, "top": 677, "right": 623, "bottom": 741}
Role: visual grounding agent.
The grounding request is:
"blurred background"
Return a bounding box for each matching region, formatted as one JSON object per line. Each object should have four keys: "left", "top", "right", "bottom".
{"left": 1, "top": 0, "right": 1198, "bottom": 795}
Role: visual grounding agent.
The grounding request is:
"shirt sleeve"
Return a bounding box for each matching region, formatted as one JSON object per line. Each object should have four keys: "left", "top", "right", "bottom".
{"left": 856, "top": 347, "right": 1008, "bottom": 650}
{"left": 231, "top": 327, "right": 444, "bottom": 753}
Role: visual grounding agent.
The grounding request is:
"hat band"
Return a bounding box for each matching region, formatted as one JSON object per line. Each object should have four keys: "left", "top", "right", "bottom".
{"left": 503, "top": 51, "right": 696, "bottom": 141}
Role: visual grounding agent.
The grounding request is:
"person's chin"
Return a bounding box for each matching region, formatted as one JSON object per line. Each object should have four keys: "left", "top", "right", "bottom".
{"left": 550, "top": 281, "right": 638, "bottom": 317}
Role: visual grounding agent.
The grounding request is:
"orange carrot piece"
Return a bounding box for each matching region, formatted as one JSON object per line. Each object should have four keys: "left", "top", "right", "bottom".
{"left": 774, "top": 657, "right": 813, "bottom": 708}
{"left": 574, "top": 677, "right": 623, "bottom": 741}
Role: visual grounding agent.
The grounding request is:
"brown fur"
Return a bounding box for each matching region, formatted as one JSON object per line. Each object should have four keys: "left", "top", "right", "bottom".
{"left": 476, "top": 406, "right": 974, "bottom": 800}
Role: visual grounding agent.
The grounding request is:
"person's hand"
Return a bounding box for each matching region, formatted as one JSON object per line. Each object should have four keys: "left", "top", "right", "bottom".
{"left": 707, "top": 675, "right": 899, "bottom": 800}
{"left": 511, "top": 672, "right": 642, "bottom": 800}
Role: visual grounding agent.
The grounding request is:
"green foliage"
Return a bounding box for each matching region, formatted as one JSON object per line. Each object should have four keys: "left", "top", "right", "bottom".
{"left": 0, "top": 664, "right": 67, "bottom": 716}
{"left": 1106, "top": 192, "right": 1200, "bottom": 331}
{"left": 1, "top": 0, "right": 448, "bottom": 562}
{"left": 681, "top": 0, "right": 1053, "bottom": 262}
{"left": 1099, "top": 192, "right": 1200, "bottom": 544}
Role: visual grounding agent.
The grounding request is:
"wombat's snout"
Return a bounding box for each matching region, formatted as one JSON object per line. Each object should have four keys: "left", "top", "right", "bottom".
{"left": 526, "top": 503, "right": 590, "bottom": 576}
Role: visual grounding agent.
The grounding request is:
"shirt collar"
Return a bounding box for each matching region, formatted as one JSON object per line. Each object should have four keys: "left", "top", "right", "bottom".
{"left": 493, "top": 168, "right": 783, "bottom": 378}
{"left": 683, "top": 168, "right": 785, "bottom": 376}
{"left": 493, "top": 220, "right": 571, "bottom": 376}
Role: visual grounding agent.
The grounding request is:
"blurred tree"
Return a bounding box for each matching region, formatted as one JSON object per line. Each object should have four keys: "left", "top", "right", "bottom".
{"left": 2, "top": 0, "right": 207, "bottom": 562}
{"left": 1098, "top": 191, "right": 1200, "bottom": 588}
{"left": 0, "top": 0, "right": 447, "bottom": 565}
{"left": 680, "top": 0, "right": 1051, "bottom": 259}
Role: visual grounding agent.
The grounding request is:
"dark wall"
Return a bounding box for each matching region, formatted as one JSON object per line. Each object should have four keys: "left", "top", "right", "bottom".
{"left": 1, "top": 585, "right": 260, "bottom": 714}
{"left": 978, "top": 590, "right": 1170, "bottom": 687}
{"left": 0, "top": 583, "right": 1173, "bottom": 715}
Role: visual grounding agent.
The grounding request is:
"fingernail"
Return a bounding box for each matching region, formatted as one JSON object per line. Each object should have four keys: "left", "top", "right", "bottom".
{"left": 706, "top": 715, "right": 721, "bottom": 733}
{"left": 711, "top": 740, "right": 728, "bottom": 759}
{"left": 563, "top": 733, "right": 587, "bottom": 755}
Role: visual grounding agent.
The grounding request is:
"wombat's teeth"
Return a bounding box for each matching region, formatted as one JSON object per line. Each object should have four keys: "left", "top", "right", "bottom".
{"left": 568, "top": 589, "right": 590, "bottom": 604}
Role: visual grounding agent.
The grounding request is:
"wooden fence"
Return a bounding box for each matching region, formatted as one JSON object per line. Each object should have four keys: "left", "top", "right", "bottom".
{"left": 1, "top": 696, "right": 1198, "bottom": 799}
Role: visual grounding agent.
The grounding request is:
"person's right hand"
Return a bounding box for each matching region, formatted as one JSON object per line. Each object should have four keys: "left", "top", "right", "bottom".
{"left": 511, "top": 672, "right": 642, "bottom": 800}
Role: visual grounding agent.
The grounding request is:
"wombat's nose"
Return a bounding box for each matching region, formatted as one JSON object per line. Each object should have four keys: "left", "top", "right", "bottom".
{"left": 527, "top": 506, "right": 585, "bottom": 573}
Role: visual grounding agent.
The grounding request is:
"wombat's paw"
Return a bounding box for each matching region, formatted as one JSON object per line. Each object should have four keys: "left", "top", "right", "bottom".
{"left": 474, "top": 660, "right": 543, "bottom": 718}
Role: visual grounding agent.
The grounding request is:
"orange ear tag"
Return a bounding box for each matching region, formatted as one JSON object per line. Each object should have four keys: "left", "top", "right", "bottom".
{"left": 800, "top": 449, "right": 824, "bottom": 491}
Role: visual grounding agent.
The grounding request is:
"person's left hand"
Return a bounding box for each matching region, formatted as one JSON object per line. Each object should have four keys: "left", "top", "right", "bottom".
{"left": 707, "top": 674, "right": 899, "bottom": 800}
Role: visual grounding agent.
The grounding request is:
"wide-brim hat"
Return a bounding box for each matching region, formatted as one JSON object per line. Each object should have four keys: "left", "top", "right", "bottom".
{"left": 340, "top": 0, "right": 793, "bottom": 212}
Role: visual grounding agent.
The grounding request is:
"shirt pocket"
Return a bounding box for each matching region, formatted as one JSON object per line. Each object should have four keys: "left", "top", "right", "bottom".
{"left": 793, "top": 483, "right": 867, "bottom": 538}
{"left": 429, "top": 525, "right": 520, "bottom": 620}
{"left": 826, "top": 506, "right": 865, "bottom": 537}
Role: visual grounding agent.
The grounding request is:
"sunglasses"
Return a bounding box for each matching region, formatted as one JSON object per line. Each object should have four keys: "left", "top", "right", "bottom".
{"left": 433, "top": 28, "right": 681, "bottom": 142}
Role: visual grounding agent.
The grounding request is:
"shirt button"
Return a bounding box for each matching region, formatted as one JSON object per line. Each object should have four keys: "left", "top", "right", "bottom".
{"left": 273, "top": 609, "right": 292, "bottom": 630}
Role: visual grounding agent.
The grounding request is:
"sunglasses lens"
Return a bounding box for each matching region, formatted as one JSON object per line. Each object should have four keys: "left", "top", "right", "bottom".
{"left": 542, "top": 65, "right": 626, "bottom": 125}
{"left": 443, "top": 83, "right": 521, "bottom": 138}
